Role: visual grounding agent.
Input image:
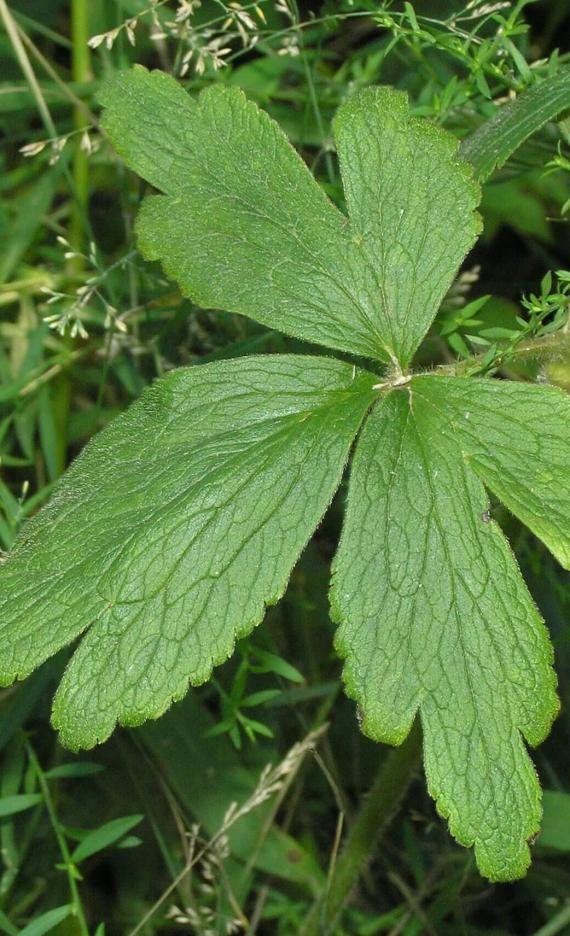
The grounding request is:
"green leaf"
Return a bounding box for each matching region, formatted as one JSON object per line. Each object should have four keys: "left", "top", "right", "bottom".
{"left": 332, "top": 377, "right": 563, "bottom": 881}
{"left": 412, "top": 376, "right": 570, "bottom": 568}
{"left": 333, "top": 86, "right": 481, "bottom": 367}
{"left": 1, "top": 68, "right": 567, "bottom": 882}
{"left": 0, "top": 355, "right": 375, "bottom": 748}
{"left": 250, "top": 647, "right": 304, "bottom": 682}
{"left": 0, "top": 793, "right": 42, "bottom": 817}
{"left": 0, "top": 908, "right": 18, "bottom": 936}
{"left": 116, "top": 835, "right": 142, "bottom": 848}
{"left": 100, "top": 68, "right": 480, "bottom": 368}
{"left": 0, "top": 165, "right": 62, "bottom": 286}
{"left": 44, "top": 762, "right": 104, "bottom": 780}
{"left": 460, "top": 66, "right": 570, "bottom": 182}
{"left": 17, "top": 905, "right": 71, "bottom": 936}
{"left": 71, "top": 814, "right": 143, "bottom": 863}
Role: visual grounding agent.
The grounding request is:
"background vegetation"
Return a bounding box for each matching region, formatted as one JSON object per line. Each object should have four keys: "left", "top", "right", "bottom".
{"left": 1, "top": 0, "right": 570, "bottom": 932}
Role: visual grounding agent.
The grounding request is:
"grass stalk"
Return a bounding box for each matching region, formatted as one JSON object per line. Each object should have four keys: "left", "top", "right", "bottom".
{"left": 299, "top": 720, "right": 422, "bottom": 936}
{"left": 0, "top": 0, "right": 57, "bottom": 138}
{"left": 26, "top": 744, "right": 89, "bottom": 936}
{"left": 70, "top": 0, "right": 91, "bottom": 254}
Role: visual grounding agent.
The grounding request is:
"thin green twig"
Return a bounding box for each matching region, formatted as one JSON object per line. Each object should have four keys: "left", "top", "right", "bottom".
{"left": 26, "top": 744, "right": 89, "bottom": 936}
{"left": 0, "top": 0, "right": 57, "bottom": 138}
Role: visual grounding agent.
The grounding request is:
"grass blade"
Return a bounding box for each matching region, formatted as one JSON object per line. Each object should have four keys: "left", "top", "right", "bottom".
{"left": 460, "top": 67, "right": 570, "bottom": 181}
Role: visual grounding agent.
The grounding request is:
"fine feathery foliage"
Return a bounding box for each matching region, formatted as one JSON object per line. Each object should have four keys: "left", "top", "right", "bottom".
{"left": 1, "top": 66, "right": 569, "bottom": 882}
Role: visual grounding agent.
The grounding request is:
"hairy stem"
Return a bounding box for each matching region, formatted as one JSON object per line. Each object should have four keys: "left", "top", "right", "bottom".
{"left": 300, "top": 720, "right": 422, "bottom": 936}
{"left": 443, "top": 331, "right": 570, "bottom": 377}
{"left": 373, "top": 331, "right": 570, "bottom": 395}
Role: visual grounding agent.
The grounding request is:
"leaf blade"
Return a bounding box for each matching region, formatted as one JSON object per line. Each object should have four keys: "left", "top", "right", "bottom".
{"left": 17, "top": 906, "right": 72, "bottom": 936}
{"left": 71, "top": 814, "right": 143, "bottom": 864}
{"left": 459, "top": 67, "right": 570, "bottom": 182}
{"left": 0, "top": 794, "right": 42, "bottom": 817}
{"left": 100, "top": 70, "right": 481, "bottom": 367}
{"left": 0, "top": 355, "right": 375, "bottom": 748}
{"left": 331, "top": 384, "right": 558, "bottom": 881}
{"left": 333, "top": 87, "right": 482, "bottom": 367}
{"left": 413, "top": 376, "right": 570, "bottom": 569}
{"left": 101, "top": 67, "right": 390, "bottom": 361}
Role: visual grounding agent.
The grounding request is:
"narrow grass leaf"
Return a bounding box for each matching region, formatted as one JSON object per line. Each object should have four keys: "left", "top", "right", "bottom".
{"left": 460, "top": 67, "right": 570, "bottom": 181}
{"left": 0, "top": 794, "right": 42, "bottom": 817}
{"left": 71, "top": 814, "right": 144, "bottom": 864}
{"left": 45, "top": 762, "right": 104, "bottom": 780}
{"left": 17, "top": 905, "right": 71, "bottom": 936}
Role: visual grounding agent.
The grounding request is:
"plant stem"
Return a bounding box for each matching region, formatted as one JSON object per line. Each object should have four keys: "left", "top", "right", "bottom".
{"left": 0, "top": 0, "right": 57, "bottom": 138}
{"left": 532, "top": 903, "right": 570, "bottom": 936}
{"left": 0, "top": 0, "right": 89, "bottom": 260}
{"left": 17, "top": 23, "right": 98, "bottom": 126}
{"left": 70, "top": 0, "right": 91, "bottom": 254}
{"left": 375, "top": 331, "right": 570, "bottom": 395}
{"left": 289, "top": 0, "right": 335, "bottom": 186}
{"left": 26, "top": 744, "right": 89, "bottom": 936}
{"left": 299, "top": 720, "right": 422, "bottom": 936}
{"left": 130, "top": 726, "right": 327, "bottom": 936}
{"left": 445, "top": 331, "right": 570, "bottom": 377}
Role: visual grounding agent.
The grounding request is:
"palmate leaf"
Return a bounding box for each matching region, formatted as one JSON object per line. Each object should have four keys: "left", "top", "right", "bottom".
{"left": 332, "top": 376, "right": 569, "bottom": 880}
{"left": 0, "top": 356, "right": 375, "bottom": 748}
{"left": 99, "top": 67, "right": 481, "bottom": 368}
{"left": 1, "top": 69, "right": 569, "bottom": 882}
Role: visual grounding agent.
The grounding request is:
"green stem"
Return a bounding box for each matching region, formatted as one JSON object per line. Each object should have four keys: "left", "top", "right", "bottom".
{"left": 71, "top": 0, "right": 89, "bottom": 83}
{"left": 0, "top": 0, "right": 90, "bottom": 256}
{"left": 447, "top": 331, "right": 570, "bottom": 376}
{"left": 290, "top": 0, "right": 335, "bottom": 186}
{"left": 376, "top": 330, "right": 570, "bottom": 395}
{"left": 26, "top": 744, "right": 89, "bottom": 936}
{"left": 70, "top": 0, "right": 91, "bottom": 253}
{"left": 299, "top": 720, "right": 422, "bottom": 936}
{"left": 532, "top": 903, "right": 570, "bottom": 936}
{"left": 0, "top": 0, "right": 57, "bottom": 138}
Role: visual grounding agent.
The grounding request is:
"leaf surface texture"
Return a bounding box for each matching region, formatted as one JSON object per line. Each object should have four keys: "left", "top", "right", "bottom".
{"left": 413, "top": 376, "right": 570, "bottom": 569}
{"left": 332, "top": 378, "right": 560, "bottom": 880}
{"left": 0, "top": 356, "right": 375, "bottom": 748}
{"left": 100, "top": 69, "right": 481, "bottom": 367}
